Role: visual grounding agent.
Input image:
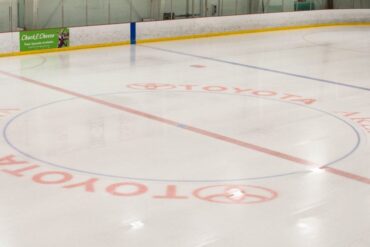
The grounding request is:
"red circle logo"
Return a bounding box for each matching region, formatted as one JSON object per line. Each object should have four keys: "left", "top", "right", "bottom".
{"left": 193, "top": 185, "right": 278, "bottom": 204}
{"left": 127, "top": 83, "right": 176, "bottom": 90}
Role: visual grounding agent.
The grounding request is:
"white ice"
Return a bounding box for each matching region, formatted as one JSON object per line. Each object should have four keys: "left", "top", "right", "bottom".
{"left": 0, "top": 26, "right": 369, "bottom": 247}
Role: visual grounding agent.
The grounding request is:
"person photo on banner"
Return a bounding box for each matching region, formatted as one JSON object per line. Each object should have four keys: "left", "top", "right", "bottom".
{"left": 58, "top": 29, "right": 70, "bottom": 48}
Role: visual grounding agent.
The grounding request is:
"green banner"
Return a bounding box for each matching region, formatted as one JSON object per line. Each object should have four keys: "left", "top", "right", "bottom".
{"left": 20, "top": 28, "right": 70, "bottom": 52}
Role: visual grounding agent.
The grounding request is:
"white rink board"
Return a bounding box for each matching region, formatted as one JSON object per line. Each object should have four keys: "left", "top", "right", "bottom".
{"left": 136, "top": 9, "right": 370, "bottom": 39}
{"left": 69, "top": 23, "right": 131, "bottom": 46}
{"left": 0, "top": 32, "right": 19, "bottom": 53}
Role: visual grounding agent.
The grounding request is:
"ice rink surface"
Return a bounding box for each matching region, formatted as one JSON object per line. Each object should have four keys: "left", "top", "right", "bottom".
{"left": 0, "top": 26, "right": 369, "bottom": 247}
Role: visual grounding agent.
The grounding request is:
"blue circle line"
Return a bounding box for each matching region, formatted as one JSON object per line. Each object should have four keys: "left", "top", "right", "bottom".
{"left": 1, "top": 90, "right": 362, "bottom": 183}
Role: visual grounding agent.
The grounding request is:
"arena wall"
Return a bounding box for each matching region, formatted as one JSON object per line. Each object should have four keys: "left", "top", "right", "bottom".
{"left": 0, "top": 9, "right": 369, "bottom": 56}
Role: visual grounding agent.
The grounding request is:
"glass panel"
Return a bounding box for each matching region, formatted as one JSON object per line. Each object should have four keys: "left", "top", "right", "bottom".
{"left": 333, "top": 0, "right": 354, "bottom": 9}
{"left": 8, "top": 0, "right": 370, "bottom": 33}
{"left": 236, "top": 0, "right": 250, "bottom": 15}
{"left": 192, "top": 0, "right": 202, "bottom": 17}
{"left": 312, "top": 0, "right": 326, "bottom": 10}
{"left": 173, "top": 0, "right": 191, "bottom": 18}
{"left": 37, "top": 0, "right": 62, "bottom": 29}
{"left": 186, "top": 0, "right": 194, "bottom": 18}
{"left": 24, "top": 0, "right": 34, "bottom": 30}
{"left": 131, "top": 0, "right": 151, "bottom": 22}
{"left": 205, "top": 0, "right": 220, "bottom": 16}
{"left": 361, "top": 0, "right": 370, "bottom": 8}
{"left": 18, "top": 0, "right": 25, "bottom": 29}
{"left": 87, "top": 0, "right": 109, "bottom": 25}
{"left": 294, "top": 0, "right": 315, "bottom": 11}
{"left": 222, "top": 0, "right": 237, "bottom": 16}
{"left": 0, "top": 1, "right": 10, "bottom": 32}
{"left": 244, "top": 0, "right": 259, "bottom": 13}
{"left": 196, "top": 0, "right": 206, "bottom": 17}
{"left": 64, "top": 0, "right": 87, "bottom": 27}
{"left": 149, "top": 0, "right": 161, "bottom": 20}
{"left": 355, "top": 0, "right": 369, "bottom": 8}
{"left": 265, "top": 0, "right": 283, "bottom": 13}
{"left": 110, "top": 0, "right": 131, "bottom": 24}
{"left": 283, "top": 0, "right": 294, "bottom": 11}
{"left": 160, "top": 0, "right": 174, "bottom": 20}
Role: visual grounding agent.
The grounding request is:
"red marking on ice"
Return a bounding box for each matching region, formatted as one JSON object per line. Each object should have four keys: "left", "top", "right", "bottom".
{"left": 190, "top": 65, "right": 206, "bottom": 68}
{"left": 0, "top": 70, "right": 368, "bottom": 185}
{"left": 325, "top": 167, "right": 370, "bottom": 185}
{"left": 193, "top": 185, "right": 278, "bottom": 204}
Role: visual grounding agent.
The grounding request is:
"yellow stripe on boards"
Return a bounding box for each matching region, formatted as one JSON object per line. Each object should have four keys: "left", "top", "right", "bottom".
{"left": 1, "top": 22, "right": 370, "bottom": 57}
{"left": 0, "top": 41, "right": 130, "bottom": 58}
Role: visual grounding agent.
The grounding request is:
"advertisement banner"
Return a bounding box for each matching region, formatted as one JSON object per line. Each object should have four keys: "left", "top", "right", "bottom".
{"left": 20, "top": 28, "right": 70, "bottom": 52}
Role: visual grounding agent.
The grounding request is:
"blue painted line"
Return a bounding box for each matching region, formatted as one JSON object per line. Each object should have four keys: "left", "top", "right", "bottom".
{"left": 177, "top": 123, "right": 188, "bottom": 129}
{"left": 141, "top": 45, "right": 370, "bottom": 92}
{"left": 130, "top": 22, "right": 136, "bottom": 45}
{"left": 1, "top": 90, "right": 361, "bottom": 183}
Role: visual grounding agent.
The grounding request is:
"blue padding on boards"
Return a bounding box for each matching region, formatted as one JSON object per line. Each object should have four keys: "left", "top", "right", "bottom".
{"left": 130, "top": 22, "right": 136, "bottom": 45}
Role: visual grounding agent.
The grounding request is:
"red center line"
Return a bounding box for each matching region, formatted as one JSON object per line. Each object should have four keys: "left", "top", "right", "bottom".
{"left": 0, "top": 70, "right": 369, "bottom": 185}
